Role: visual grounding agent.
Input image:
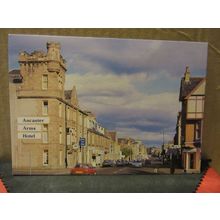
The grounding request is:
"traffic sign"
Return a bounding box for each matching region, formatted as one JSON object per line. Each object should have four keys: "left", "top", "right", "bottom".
{"left": 79, "top": 137, "right": 86, "bottom": 147}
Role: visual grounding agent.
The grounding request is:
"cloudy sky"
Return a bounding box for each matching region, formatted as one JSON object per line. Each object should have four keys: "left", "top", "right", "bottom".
{"left": 8, "top": 34, "right": 208, "bottom": 146}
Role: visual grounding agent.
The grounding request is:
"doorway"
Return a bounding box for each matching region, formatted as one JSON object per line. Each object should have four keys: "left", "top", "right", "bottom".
{"left": 189, "top": 153, "right": 195, "bottom": 169}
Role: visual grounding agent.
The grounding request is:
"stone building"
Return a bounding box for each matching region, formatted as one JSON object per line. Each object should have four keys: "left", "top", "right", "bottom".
{"left": 9, "top": 42, "right": 68, "bottom": 174}
{"left": 9, "top": 42, "right": 91, "bottom": 174}
{"left": 86, "top": 111, "right": 112, "bottom": 167}
{"left": 135, "top": 141, "right": 148, "bottom": 160}
{"left": 9, "top": 41, "right": 147, "bottom": 174}
{"left": 177, "top": 66, "right": 206, "bottom": 173}
{"left": 64, "top": 87, "right": 88, "bottom": 167}
{"left": 118, "top": 137, "right": 147, "bottom": 160}
{"left": 106, "top": 131, "right": 121, "bottom": 161}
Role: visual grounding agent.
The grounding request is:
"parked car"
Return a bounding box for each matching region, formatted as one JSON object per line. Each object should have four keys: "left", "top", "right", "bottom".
{"left": 123, "top": 160, "right": 129, "bottom": 166}
{"left": 116, "top": 160, "right": 124, "bottom": 167}
{"left": 128, "top": 160, "right": 135, "bottom": 165}
{"left": 144, "top": 159, "right": 151, "bottom": 165}
{"left": 71, "top": 164, "right": 96, "bottom": 175}
{"left": 138, "top": 159, "right": 146, "bottom": 166}
{"left": 130, "top": 160, "right": 143, "bottom": 168}
{"left": 102, "top": 160, "right": 115, "bottom": 167}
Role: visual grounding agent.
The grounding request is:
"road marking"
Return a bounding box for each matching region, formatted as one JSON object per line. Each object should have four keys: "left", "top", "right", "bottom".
{"left": 113, "top": 167, "right": 126, "bottom": 174}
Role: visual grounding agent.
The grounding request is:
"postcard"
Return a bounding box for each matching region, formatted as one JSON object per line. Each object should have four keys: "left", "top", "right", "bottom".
{"left": 8, "top": 34, "right": 208, "bottom": 178}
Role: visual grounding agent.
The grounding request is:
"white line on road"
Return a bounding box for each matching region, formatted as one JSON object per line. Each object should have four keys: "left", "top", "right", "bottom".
{"left": 113, "top": 167, "right": 126, "bottom": 174}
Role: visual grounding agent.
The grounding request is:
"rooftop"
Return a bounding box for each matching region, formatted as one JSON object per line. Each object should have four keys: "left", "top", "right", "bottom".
{"left": 64, "top": 90, "right": 72, "bottom": 100}
{"left": 179, "top": 77, "right": 204, "bottom": 101}
{"left": 8, "top": 69, "right": 23, "bottom": 83}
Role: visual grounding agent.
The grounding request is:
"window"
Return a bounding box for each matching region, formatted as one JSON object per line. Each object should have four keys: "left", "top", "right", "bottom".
{"left": 190, "top": 153, "right": 195, "bottom": 169}
{"left": 43, "top": 150, "right": 49, "bottom": 166}
{"left": 59, "top": 126, "right": 62, "bottom": 144}
{"left": 73, "top": 110, "right": 76, "bottom": 122}
{"left": 195, "top": 122, "right": 201, "bottom": 140}
{"left": 67, "top": 107, "right": 70, "bottom": 120}
{"left": 59, "top": 150, "right": 63, "bottom": 166}
{"left": 59, "top": 103, "right": 62, "bottom": 117}
{"left": 42, "top": 101, "right": 48, "bottom": 115}
{"left": 187, "top": 96, "right": 205, "bottom": 119}
{"left": 58, "top": 75, "right": 61, "bottom": 89}
{"left": 42, "top": 75, "right": 48, "bottom": 90}
{"left": 42, "top": 124, "right": 48, "bottom": 143}
{"left": 58, "top": 75, "right": 62, "bottom": 90}
{"left": 187, "top": 99, "right": 196, "bottom": 112}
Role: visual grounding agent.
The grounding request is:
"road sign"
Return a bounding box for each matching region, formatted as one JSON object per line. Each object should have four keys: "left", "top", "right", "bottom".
{"left": 79, "top": 137, "right": 86, "bottom": 147}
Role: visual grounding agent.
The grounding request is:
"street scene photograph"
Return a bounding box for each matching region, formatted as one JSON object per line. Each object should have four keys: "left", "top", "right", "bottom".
{"left": 7, "top": 34, "right": 208, "bottom": 178}
{"left": 1, "top": 3, "right": 220, "bottom": 220}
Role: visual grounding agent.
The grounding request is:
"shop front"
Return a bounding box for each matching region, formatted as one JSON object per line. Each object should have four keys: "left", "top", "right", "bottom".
{"left": 182, "top": 147, "right": 201, "bottom": 173}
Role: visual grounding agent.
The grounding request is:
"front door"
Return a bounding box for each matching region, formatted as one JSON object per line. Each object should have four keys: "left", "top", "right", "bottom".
{"left": 190, "top": 153, "right": 194, "bottom": 169}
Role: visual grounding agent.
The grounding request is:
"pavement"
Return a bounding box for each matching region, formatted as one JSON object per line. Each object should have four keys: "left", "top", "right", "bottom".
{"left": 0, "top": 162, "right": 203, "bottom": 193}
{"left": 12, "top": 168, "right": 71, "bottom": 176}
{"left": 96, "top": 166, "right": 185, "bottom": 175}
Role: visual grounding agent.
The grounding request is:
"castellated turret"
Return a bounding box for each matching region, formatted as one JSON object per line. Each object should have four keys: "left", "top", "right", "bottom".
{"left": 17, "top": 42, "right": 66, "bottom": 100}
{"left": 46, "top": 42, "right": 66, "bottom": 73}
{"left": 47, "top": 42, "right": 61, "bottom": 61}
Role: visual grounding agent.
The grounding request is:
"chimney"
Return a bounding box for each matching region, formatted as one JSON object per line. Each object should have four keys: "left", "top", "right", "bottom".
{"left": 184, "top": 66, "right": 190, "bottom": 83}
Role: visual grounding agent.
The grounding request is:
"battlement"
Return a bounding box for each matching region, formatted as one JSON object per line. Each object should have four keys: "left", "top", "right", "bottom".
{"left": 18, "top": 42, "right": 66, "bottom": 72}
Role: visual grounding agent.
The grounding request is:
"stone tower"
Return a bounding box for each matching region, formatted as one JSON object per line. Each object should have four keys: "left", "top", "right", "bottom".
{"left": 18, "top": 42, "right": 66, "bottom": 100}
{"left": 11, "top": 42, "right": 68, "bottom": 173}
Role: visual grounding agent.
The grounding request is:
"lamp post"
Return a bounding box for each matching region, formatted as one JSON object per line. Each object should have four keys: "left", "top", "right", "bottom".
{"left": 161, "top": 129, "right": 176, "bottom": 165}
{"left": 162, "top": 130, "right": 165, "bottom": 164}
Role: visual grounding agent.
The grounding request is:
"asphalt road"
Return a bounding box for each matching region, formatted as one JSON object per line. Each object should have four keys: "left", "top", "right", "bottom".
{"left": 96, "top": 166, "right": 184, "bottom": 175}
{"left": 0, "top": 162, "right": 203, "bottom": 193}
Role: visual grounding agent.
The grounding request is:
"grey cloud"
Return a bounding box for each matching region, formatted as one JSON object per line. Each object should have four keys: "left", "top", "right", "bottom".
{"left": 9, "top": 35, "right": 208, "bottom": 77}
{"left": 9, "top": 35, "right": 207, "bottom": 146}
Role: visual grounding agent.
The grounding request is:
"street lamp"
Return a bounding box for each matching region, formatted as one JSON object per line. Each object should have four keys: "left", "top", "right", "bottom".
{"left": 161, "top": 130, "right": 165, "bottom": 165}
{"left": 160, "top": 129, "right": 176, "bottom": 165}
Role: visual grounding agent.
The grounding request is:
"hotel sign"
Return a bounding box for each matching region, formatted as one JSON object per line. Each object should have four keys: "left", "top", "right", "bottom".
{"left": 18, "top": 133, "right": 41, "bottom": 139}
{"left": 17, "top": 117, "right": 49, "bottom": 140}
{"left": 17, "top": 117, "right": 49, "bottom": 124}
{"left": 18, "top": 124, "right": 42, "bottom": 132}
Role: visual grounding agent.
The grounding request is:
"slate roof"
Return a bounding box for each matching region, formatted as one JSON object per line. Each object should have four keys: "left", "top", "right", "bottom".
{"left": 118, "top": 137, "right": 135, "bottom": 145}
{"left": 179, "top": 77, "right": 204, "bottom": 101}
{"left": 88, "top": 128, "right": 110, "bottom": 139}
{"left": 64, "top": 90, "right": 72, "bottom": 100}
{"left": 107, "top": 131, "right": 117, "bottom": 142}
{"left": 8, "top": 69, "right": 23, "bottom": 83}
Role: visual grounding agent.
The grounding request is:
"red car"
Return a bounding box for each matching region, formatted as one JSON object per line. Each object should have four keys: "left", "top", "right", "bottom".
{"left": 70, "top": 164, "right": 97, "bottom": 175}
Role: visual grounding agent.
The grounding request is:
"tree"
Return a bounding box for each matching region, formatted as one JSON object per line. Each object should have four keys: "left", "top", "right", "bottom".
{"left": 122, "top": 147, "right": 133, "bottom": 159}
